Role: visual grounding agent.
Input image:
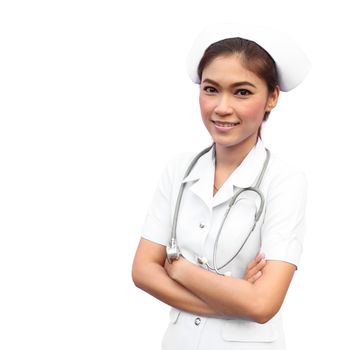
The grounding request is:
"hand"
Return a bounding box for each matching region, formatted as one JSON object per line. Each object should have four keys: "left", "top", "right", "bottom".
{"left": 244, "top": 252, "right": 266, "bottom": 283}
{"left": 164, "top": 256, "right": 194, "bottom": 282}
{"left": 164, "top": 258, "right": 174, "bottom": 277}
{"left": 164, "top": 257, "right": 182, "bottom": 280}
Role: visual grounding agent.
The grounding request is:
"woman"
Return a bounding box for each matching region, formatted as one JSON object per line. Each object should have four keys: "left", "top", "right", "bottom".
{"left": 132, "top": 23, "right": 310, "bottom": 349}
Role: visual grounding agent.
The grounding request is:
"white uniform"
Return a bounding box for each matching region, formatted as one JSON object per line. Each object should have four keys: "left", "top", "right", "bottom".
{"left": 141, "top": 139, "right": 307, "bottom": 350}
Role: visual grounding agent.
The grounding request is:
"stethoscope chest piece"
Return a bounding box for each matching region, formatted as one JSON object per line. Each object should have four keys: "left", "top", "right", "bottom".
{"left": 166, "top": 238, "right": 181, "bottom": 263}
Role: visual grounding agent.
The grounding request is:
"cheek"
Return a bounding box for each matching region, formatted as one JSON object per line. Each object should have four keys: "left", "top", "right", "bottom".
{"left": 239, "top": 101, "right": 267, "bottom": 121}
{"left": 199, "top": 95, "right": 213, "bottom": 116}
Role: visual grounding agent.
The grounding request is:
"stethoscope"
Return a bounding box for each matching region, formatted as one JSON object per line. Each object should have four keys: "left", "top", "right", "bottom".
{"left": 166, "top": 144, "right": 270, "bottom": 276}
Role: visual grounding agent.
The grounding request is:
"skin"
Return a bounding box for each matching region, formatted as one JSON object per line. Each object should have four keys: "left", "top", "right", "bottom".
{"left": 132, "top": 238, "right": 265, "bottom": 317}
{"left": 199, "top": 53, "right": 279, "bottom": 189}
{"left": 133, "top": 53, "right": 296, "bottom": 324}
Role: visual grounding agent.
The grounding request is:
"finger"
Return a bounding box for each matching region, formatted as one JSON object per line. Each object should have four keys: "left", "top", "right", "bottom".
{"left": 255, "top": 252, "right": 265, "bottom": 263}
{"left": 246, "top": 259, "right": 257, "bottom": 271}
{"left": 164, "top": 260, "right": 171, "bottom": 273}
{"left": 245, "top": 260, "right": 258, "bottom": 279}
{"left": 247, "top": 270, "right": 262, "bottom": 283}
{"left": 254, "top": 258, "right": 267, "bottom": 273}
{"left": 245, "top": 253, "right": 266, "bottom": 280}
{"left": 247, "top": 252, "right": 263, "bottom": 270}
{"left": 246, "top": 258, "right": 266, "bottom": 279}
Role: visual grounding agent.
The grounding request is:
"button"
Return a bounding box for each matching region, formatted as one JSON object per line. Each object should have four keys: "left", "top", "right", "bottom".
{"left": 199, "top": 222, "right": 205, "bottom": 228}
{"left": 194, "top": 317, "right": 201, "bottom": 326}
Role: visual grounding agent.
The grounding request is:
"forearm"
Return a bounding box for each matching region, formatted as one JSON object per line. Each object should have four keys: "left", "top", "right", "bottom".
{"left": 172, "top": 262, "right": 260, "bottom": 320}
{"left": 132, "top": 260, "right": 218, "bottom": 316}
{"left": 168, "top": 258, "right": 295, "bottom": 324}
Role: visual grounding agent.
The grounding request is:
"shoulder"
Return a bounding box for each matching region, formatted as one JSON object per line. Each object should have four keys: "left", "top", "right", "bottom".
{"left": 163, "top": 151, "right": 196, "bottom": 176}
{"left": 165, "top": 151, "right": 197, "bottom": 172}
{"left": 158, "top": 151, "right": 198, "bottom": 190}
{"left": 265, "top": 151, "right": 307, "bottom": 194}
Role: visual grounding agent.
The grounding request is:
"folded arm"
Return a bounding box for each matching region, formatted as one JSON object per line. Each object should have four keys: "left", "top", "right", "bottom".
{"left": 132, "top": 238, "right": 217, "bottom": 316}
{"left": 132, "top": 238, "right": 266, "bottom": 317}
{"left": 165, "top": 256, "right": 295, "bottom": 324}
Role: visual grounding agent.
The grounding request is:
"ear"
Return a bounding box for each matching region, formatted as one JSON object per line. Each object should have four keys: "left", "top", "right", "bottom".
{"left": 266, "top": 86, "right": 280, "bottom": 112}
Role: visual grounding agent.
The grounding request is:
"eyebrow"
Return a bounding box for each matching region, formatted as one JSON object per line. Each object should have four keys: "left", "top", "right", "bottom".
{"left": 202, "top": 78, "right": 257, "bottom": 89}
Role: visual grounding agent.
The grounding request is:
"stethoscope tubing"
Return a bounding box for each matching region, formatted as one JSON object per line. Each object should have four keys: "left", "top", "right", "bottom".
{"left": 210, "top": 187, "right": 265, "bottom": 273}
{"left": 167, "top": 145, "right": 270, "bottom": 275}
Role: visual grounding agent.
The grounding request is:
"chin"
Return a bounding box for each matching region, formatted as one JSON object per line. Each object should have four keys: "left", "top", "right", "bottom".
{"left": 212, "top": 134, "right": 258, "bottom": 150}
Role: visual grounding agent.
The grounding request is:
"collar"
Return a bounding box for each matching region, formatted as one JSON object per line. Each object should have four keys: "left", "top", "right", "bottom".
{"left": 225, "top": 138, "right": 268, "bottom": 189}
{"left": 181, "top": 139, "right": 268, "bottom": 208}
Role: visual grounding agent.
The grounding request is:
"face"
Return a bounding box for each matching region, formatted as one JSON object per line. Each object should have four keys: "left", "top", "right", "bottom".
{"left": 199, "top": 54, "right": 279, "bottom": 152}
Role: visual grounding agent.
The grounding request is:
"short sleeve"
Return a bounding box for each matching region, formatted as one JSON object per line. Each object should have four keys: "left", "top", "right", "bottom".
{"left": 261, "top": 170, "right": 307, "bottom": 268}
{"left": 141, "top": 162, "right": 174, "bottom": 246}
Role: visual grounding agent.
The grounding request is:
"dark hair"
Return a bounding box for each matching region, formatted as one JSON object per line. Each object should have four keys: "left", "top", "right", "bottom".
{"left": 197, "top": 37, "right": 278, "bottom": 123}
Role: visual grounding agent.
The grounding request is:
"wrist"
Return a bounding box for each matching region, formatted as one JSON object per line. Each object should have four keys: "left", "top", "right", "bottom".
{"left": 170, "top": 258, "right": 184, "bottom": 283}
{"left": 173, "top": 258, "right": 197, "bottom": 285}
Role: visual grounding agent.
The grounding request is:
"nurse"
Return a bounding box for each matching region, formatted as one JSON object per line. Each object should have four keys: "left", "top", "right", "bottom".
{"left": 132, "top": 23, "right": 310, "bottom": 350}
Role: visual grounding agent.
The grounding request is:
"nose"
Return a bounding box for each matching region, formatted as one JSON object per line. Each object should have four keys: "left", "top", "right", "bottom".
{"left": 214, "top": 94, "right": 233, "bottom": 116}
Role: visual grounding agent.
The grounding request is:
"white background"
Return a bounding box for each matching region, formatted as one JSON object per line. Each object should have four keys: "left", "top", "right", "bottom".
{"left": 0, "top": 0, "right": 349, "bottom": 349}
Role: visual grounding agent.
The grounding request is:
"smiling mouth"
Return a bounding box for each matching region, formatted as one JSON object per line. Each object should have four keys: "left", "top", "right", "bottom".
{"left": 212, "top": 120, "right": 240, "bottom": 127}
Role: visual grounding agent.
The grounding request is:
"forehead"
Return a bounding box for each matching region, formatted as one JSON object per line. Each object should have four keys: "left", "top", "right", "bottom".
{"left": 201, "top": 54, "right": 265, "bottom": 86}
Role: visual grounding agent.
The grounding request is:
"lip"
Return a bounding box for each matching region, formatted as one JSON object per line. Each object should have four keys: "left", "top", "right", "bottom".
{"left": 212, "top": 120, "right": 240, "bottom": 132}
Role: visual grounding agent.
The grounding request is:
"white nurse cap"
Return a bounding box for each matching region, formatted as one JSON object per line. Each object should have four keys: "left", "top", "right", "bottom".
{"left": 187, "top": 23, "right": 311, "bottom": 92}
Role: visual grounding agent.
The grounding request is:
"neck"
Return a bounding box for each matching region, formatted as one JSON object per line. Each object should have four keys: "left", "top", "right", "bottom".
{"left": 214, "top": 137, "right": 258, "bottom": 171}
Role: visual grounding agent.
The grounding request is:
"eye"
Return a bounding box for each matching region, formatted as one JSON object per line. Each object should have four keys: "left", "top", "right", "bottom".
{"left": 235, "top": 89, "right": 252, "bottom": 96}
{"left": 203, "top": 86, "right": 218, "bottom": 94}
